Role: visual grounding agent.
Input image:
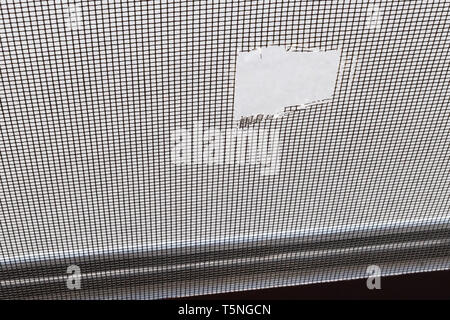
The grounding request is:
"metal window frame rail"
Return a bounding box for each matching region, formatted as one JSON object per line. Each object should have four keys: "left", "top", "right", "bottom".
{"left": 1, "top": 216, "right": 449, "bottom": 299}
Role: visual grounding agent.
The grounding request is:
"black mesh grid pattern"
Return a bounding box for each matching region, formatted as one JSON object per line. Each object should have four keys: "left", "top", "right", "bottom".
{"left": 0, "top": 0, "right": 449, "bottom": 299}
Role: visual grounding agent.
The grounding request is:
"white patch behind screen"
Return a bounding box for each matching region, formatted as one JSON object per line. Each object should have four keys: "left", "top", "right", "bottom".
{"left": 233, "top": 47, "right": 341, "bottom": 119}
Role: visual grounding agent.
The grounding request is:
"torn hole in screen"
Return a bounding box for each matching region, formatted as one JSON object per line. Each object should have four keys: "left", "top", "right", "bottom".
{"left": 233, "top": 46, "right": 341, "bottom": 120}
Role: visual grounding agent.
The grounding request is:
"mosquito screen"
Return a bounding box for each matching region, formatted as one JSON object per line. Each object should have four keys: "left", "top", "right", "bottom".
{"left": 0, "top": 0, "right": 449, "bottom": 299}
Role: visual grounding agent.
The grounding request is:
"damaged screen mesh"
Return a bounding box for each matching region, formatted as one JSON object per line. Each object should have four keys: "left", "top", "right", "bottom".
{"left": 0, "top": 0, "right": 449, "bottom": 299}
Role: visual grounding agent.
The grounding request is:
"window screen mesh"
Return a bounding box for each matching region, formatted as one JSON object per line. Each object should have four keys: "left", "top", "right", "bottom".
{"left": 0, "top": 0, "right": 449, "bottom": 299}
